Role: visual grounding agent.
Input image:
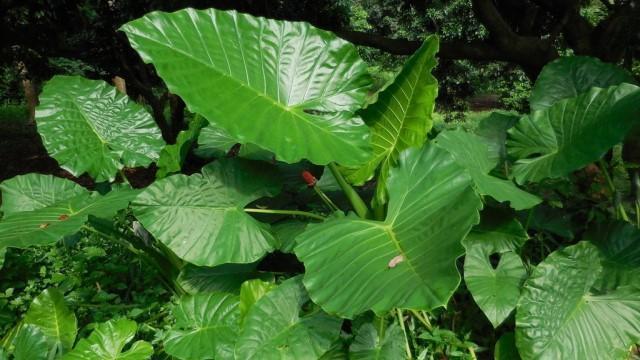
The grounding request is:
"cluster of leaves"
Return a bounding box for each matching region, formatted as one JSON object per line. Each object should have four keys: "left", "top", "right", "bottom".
{"left": 1, "top": 7, "right": 640, "bottom": 360}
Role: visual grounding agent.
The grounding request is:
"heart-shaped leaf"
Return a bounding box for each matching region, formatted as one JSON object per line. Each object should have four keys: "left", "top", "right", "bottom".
{"left": 349, "top": 323, "right": 405, "bottom": 360}
{"left": 296, "top": 145, "right": 482, "bottom": 317}
{"left": 121, "top": 8, "right": 372, "bottom": 166}
{"left": 35, "top": 76, "right": 164, "bottom": 181}
{"left": 24, "top": 288, "right": 77, "bottom": 355}
{"left": 345, "top": 37, "right": 438, "bottom": 205}
{"left": 0, "top": 175, "right": 139, "bottom": 250}
{"left": 132, "top": 158, "right": 280, "bottom": 266}
{"left": 12, "top": 325, "right": 48, "bottom": 360}
{"left": 516, "top": 225, "right": 640, "bottom": 359}
{"left": 530, "top": 56, "right": 636, "bottom": 111}
{"left": 164, "top": 293, "right": 239, "bottom": 360}
{"left": 435, "top": 130, "right": 540, "bottom": 210}
{"left": 235, "top": 277, "right": 342, "bottom": 359}
{"left": 63, "top": 319, "right": 152, "bottom": 360}
{"left": 507, "top": 83, "right": 640, "bottom": 184}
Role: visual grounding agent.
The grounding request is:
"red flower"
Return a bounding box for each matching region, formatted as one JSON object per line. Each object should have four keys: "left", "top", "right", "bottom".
{"left": 301, "top": 170, "right": 317, "bottom": 187}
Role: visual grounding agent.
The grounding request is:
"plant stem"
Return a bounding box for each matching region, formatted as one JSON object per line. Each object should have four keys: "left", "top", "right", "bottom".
{"left": 313, "top": 186, "right": 340, "bottom": 212}
{"left": 119, "top": 169, "right": 130, "bottom": 185}
{"left": 410, "top": 310, "right": 432, "bottom": 331}
{"left": 244, "top": 208, "right": 326, "bottom": 221}
{"left": 396, "top": 309, "right": 413, "bottom": 360}
{"left": 328, "top": 162, "right": 371, "bottom": 219}
{"left": 598, "top": 159, "right": 630, "bottom": 222}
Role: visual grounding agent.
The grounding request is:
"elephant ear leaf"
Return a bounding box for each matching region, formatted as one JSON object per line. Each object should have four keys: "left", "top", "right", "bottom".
{"left": 36, "top": 76, "right": 165, "bottom": 182}
{"left": 516, "top": 223, "right": 640, "bottom": 359}
{"left": 12, "top": 325, "right": 48, "bottom": 360}
{"left": 235, "top": 277, "right": 342, "bottom": 359}
{"left": 345, "top": 37, "right": 439, "bottom": 205}
{"left": 164, "top": 293, "right": 240, "bottom": 360}
{"left": 434, "top": 130, "right": 540, "bottom": 210}
{"left": 530, "top": 56, "right": 636, "bottom": 110}
{"left": 24, "top": 288, "right": 77, "bottom": 356}
{"left": 121, "top": 8, "right": 372, "bottom": 166}
{"left": 296, "top": 144, "right": 482, "bottom": 318}
{"left": 349, "top": 323, "right": 406, "bottom": 360}
{"left": 508, "top": 83, "right": 640, "bottom": 184}
{"left": 132, "top": 158, "right": 281, "bottom": 267}
{"left": 0, "top": 174, "right": 139, "bottom": 251}
{"left": 63, "top": 319, "right": 153, "bottom": 360}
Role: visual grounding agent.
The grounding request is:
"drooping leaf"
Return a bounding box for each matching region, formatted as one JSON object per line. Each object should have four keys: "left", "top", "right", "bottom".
{"left": 23, "top": 288, "right": 77, "bottom": 354}
{"left": 434, "top": 130, "right": 541, "bottom": 210}
{"left": 494, "top": 332, "right": 520, "bottom": 360}
{"left": 516, "top": 238, "right": 640, "bottom": 359}
{"left": 0, "top": 174, "right": 86, "bottom": 216}
{"left": 530, "top": 56, "right": 636, "bottom": 111}
{"left": 345, "top": 37, "right": 438, "bottom": 205}
{"left": 63, "top": 319, "right": 152, "bottom": 360}
{"left": 239, "top": 279, "right": 276, "bottom": 325}
{"left": 296, "top": 145, "right": 482, "bottom": 317}
{"left": 177, "top": 262, "right": 269, "bottom": 295}
{"left": 13, "top": 325, "right": 48, "bottom": 360}
{"left": 507, "top": 83, "right": 640, "bottom": 184}
{"left": 132, "top": 158, "right": 280, "bottom": 266}
{"left": 121, "top": 8, "right": 372, "bottom": 166}
{"left": 156, "top": 115, "right": 208, "bottom": 178}
{"left": 463, "top": 209, "right": 529, "bottom": 252}
{"left": 473, "top": 111, "right": 521, "bottom": 165}
{"left": 349, "top": 323, "right": 406, "bottom": 360}
{"left": 0, "top": 177, "right": 139, "bottom": 250}
{"left": 235, "top": 277, "right": 342, "bottom": 359}
{"left": 164, "top": 293, "right": 239, "bottom": 360}
{"left": 464, "top": 246, "right": 526, "bottom": 327}
{"left": 35, "top": 76, "right": 164, "bottom": 181}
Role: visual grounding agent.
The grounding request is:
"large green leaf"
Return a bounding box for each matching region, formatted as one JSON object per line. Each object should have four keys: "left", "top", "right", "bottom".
{"left": 494, "top": 333, "right": 520, "bottom": 360}
{"left": 121, "top": 8, "right": 372, "bottom": 166}
{"left": 516, "top": 234, "right": 640, "bottom": 359}
{"left": 435, "top": 130, "right": 541, "bottom": 210}
{"left": 530, "top": 56, "right": 636, "bottom": 111}
{"left": 0, "top": 174, "right": 86, "bottom": 216}
{"left": 235, "top": 277, "right": 342, "bottom": 359}
{"left": 13, "top": 325, "right": 48, "bottom": 360}
{"left": 238, "top": 279, "right": 276, "bottom": 325}
{"left": 156, "top": 115, "right": 208, "bottom": 179}
{"left": 164, "top": 293, "right": 239, "bottom": 360}
{"left": 0, "top": 175, "right": 139, "bottom": 250}
{"left": 473, "top": 111, "right": 521, "bottom": 165}
{"left": 349, "top": 323, "right": 406, "bottom": 360}
{"left": 296, "top": 145, "right": 482, "bottom": 317}
{"left": 345, "top": 37, "right": 438, "bottom": 204}
{"left": 23, "top": 288, "right": 77, "bottom": 355}
{"left": 63, "top": 319, "right": 152, "bottom": 360}
{"left": 508, "top": 83, "right": 640, "bottom": 184}
{"left": 35, "top": 76, "right": 164, "bottom": 181}
{"left": 195, "top": 125, "right": 273, "bottom": 161}
{"left": 132, "top": 158, "right": 280, "bottom": 266}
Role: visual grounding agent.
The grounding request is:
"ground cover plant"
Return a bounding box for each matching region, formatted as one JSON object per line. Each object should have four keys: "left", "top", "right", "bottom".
{"left": 1, "top": 7, "right": 640, "bottom": 360}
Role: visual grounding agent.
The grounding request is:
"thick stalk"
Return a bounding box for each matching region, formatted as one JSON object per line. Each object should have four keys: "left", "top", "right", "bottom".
{"left": 396, "top": 309, "right": 413, "bottom": 360}
{"left": 244, "top": 208, "right": 326, "bottom": 221}
{"left": 328, "top": 163, "right": 371, "bottom": 219}
{"left": 598, "top": 159, "right": 630, "bottom": 222}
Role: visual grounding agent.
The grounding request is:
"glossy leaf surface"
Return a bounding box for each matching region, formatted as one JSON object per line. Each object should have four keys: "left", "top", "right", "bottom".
{"left": 132, "top": 159, "right": 280, "bottom": 266}
{"left": 0, "top": 174, "right": 86, "bottom": 216}
{"left": 35, "top": 76, "right": 164, "bottom": 181}
{"left": 235, "top": 277, "right": 342, "bottom": 359}
{"left": 296, "top": 145, "right": 482, "bottom": 317}
{"left": 0, "top": 177, "right": 139, "bottom": 250}
{"left": 23, "top": 288, "right": 77, "bottom": 354}
{"left": 177, "top": 263, "right": 267, "bottom": 295}
{"left": 507, "top": 83, "right": 640, "bottom": 184}
{"left": 63, "top": 319, "right": 152, "bottom": 360}
{"left": 164, "top": 293, "right": 239, "bottom": 360}
{"left": 530, "top": 56, "right": 636, "bottom": 110}
{"left": 13, "top": 325, "right": 48, "bottom": 360}
{"left": 346, "top": 37, "right": 438, "bottom": 204}
{"left": 434, "top": 130, "right": 540, "bottom": 210}
{"left": 516, "top": 237, "right": 640, "bottom": 359}
{"left": 122, "top": 8, "right": 372, "bottom": 166}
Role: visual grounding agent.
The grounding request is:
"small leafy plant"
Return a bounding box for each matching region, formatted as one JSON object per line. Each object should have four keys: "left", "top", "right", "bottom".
{"left": 1, "top": 7, "right": 640, "bottom": 360}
